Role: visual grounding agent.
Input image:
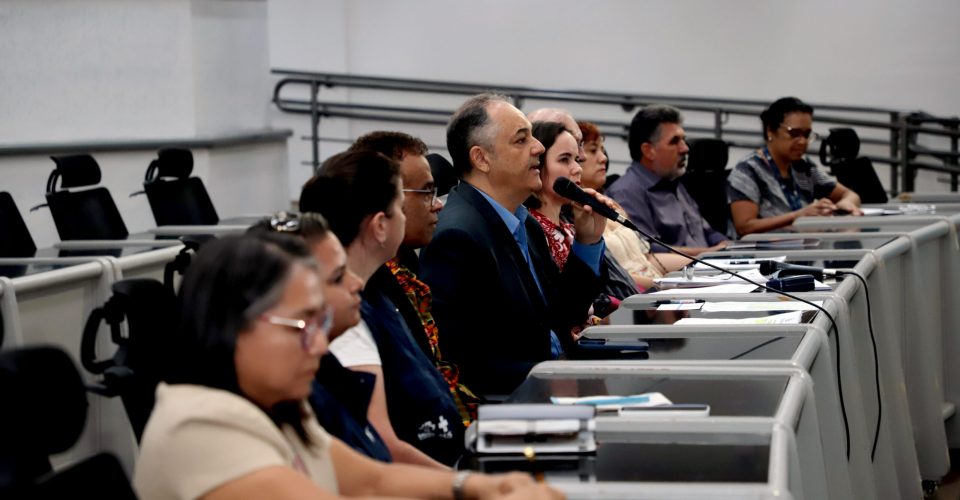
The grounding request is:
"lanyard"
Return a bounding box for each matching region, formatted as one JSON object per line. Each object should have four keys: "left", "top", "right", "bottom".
{"left": 760, "top": 148, "right": 804, "bottom": 211}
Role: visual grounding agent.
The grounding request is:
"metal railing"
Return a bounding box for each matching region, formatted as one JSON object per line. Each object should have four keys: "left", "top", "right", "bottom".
{"left": 272, "top": 69, "right": 960, "bottom": 194}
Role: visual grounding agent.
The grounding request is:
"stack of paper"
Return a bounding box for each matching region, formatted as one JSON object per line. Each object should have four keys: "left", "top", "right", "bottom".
{"left": 654, "top": 268, "right": 767, "bottom": 289}
{"left": 649, "top": 283, "right": 759, "bottom": 295}
{"left": 551, "top": 392, "right": 673, "bottom": 411}
{"left": 473, "top": 404, "right": 597, "bottom": 454}
{"left": 674, "top": 310, "right": 805, "bottom": 325}
{"left": 551, "top": 392, "right": 710, "bottom": 418}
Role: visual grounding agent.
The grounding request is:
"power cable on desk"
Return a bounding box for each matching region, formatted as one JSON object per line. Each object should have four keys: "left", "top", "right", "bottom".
{"left": 623, "top": 231, "right": 850, "bottom": 459}
{"left": 551, "top": 177, "right": 851, "bottom": 459}
{"left": 837, "top": 270, "right": 882, "bottom": 461}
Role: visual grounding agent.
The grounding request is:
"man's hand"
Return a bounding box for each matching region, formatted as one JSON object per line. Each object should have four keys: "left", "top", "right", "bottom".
{"left": 570, "top": 187, "right": 615, "bottom": 244}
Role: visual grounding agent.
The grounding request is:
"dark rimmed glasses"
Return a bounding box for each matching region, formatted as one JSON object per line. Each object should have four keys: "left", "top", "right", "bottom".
{"left": 781, "top": 125, "right": 820, "bottom": 141}
{"left": 402, "top": 186, "right": 440, "bottom": 206}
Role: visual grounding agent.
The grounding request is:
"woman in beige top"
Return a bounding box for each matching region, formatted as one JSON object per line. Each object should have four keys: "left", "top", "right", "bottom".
{"left": 134, "top": 233, "right": 561, "bottom": 500}
{"left": 578, "top": 121, "right": 689, "bottom": 289}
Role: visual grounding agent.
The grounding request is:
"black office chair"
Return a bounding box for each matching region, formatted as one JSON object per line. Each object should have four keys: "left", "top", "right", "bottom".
{"left": 426, "top": 153, "right": 458, "bottom": 198}
{"left": 0, "top": 192, "right": 37, "bottom": 258}
{"left": 681, "top": 138, "right": 731, "bottom": 234}
{"left": 38, "top": 154, "right": 128, "bottom": 240}
{"left": 820, "top": 128, "right": 888, "bottom": 203}
{"left": 138, "top": 148, "right": 219, "bottom": 226}
{"left": 603, "top": 173, "right": 621, "bottom": 192}
{"left": 0, "top": 192, "right": 38, "bottom": 278}
{"left": 0, "top": 346, "right": 136, "bottom": 499}
{"left": 81, "top": 278, "right": 176, "bottom": 442}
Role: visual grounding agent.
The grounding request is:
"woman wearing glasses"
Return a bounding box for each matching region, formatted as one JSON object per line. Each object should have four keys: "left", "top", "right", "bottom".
{"left": 134, "top": 233, "right": 558, "bottom": 500}
{"left": 249, "top": 212, "right": 392, "bottom": 463}
{"left": 727, "top": 97, "right": 862, "bottom": 236}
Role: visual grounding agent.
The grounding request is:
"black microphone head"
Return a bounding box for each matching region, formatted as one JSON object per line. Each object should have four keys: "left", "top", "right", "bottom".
{"left": 552, "top": 176, "right": 578, "bottom": 198}
{"left": 759, "top": 260, "right": 782, "bottom": 275}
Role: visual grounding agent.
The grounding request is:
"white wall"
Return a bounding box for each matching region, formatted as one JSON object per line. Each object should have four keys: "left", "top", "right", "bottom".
{"left": 267, "top": 0, "right": 960, "bottom": 192}
{"left": 0, "top": 0, "right": 196, "bottom": 142}
{"left": 0, "top": 0, "right": 289, "bottom": 248}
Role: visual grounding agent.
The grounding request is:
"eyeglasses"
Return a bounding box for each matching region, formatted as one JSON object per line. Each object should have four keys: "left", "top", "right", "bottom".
{"left": 261, "top": 304, "right": 333, "bottom": 351}
{"left": 780, "top": 126, "right": 820, "bottom": 141}
{"left": 269, "top": 211, "right": 301, "bottom": 233}
{"left": 402, "top": 186, "right": 440, "bottom": 206}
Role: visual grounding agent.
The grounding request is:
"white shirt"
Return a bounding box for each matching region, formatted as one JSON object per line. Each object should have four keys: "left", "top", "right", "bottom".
{"left": 328, "top": 319, "right": 381, "bottom": 367}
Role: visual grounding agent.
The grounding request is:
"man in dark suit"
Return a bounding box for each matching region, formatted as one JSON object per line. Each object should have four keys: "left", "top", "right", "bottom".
{"left": 420, "top": 93, "right": 610, "bottom": 397}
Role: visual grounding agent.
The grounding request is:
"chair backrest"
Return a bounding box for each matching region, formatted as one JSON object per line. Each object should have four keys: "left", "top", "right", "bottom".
{"left": 143, "top": 148, "right": 219, "bottom": 226}
{"left": 0, "top": 346, "right": 136, "bottom": 498}
{"left": 603, "top": 173, "right": 621, "bottom": 192}
{"left": 0, "top": 192, "right": 37, "bottom": 258}
{"left": 0, "top": 192, "right": 36, "bottom": 277}
{"left": 44, "top": 155, "right": 128, "bottom": 240}
{"left": 820, "top": 128, "right": 888, "bottom": 203}
{"left": 681, "top": 138, "right": 731, "bottom": 234}
{"left": 426, "top": 153, "right": 458, "bottom": 198}
{"left": 81, "top": 278, "right": 176, "bottom": 441}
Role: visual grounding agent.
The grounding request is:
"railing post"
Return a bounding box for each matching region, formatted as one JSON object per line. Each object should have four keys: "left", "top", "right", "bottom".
{"left": 949, "top": 122, "right": 959, "bottom": 192}
{"left": 899, "top": 115, "right": 913, "bottom": 194}
{"left": 889, "top": 112, "right": 900, "bottom": 196}
{"left": 310, "top": 81, "right": 320, "bottom": 172}
{"left": 713, "top": 110, "right": 724, "bottom": 140}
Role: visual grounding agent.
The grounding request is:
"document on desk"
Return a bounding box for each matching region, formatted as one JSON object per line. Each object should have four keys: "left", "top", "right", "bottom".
{"left": 673, "top": 310, "right": 804, "bottom": 325}
{"left": 725, "top": 238, "right": 820, "bottom": 250}
{"left": 860, "top": 207, "right": 902, "bottom": 216}
{"left": 655, "top": 268, "right": 767, "bottom": 289}
{"left": 649, "top": 283, "right": 759, "bottom": 295}
{"left": 693, "top": 256, "right": 787, "bottom": 271}
{"left": 551, "top": 392, "right": 673, "bottom": 411}
{"left": 699, "top": 300, "right": 823, "bottom": 313}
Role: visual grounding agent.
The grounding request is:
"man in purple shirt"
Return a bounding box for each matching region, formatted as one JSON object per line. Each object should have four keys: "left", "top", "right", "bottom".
{"left": 606, "top": 105, "right": 730, "bottom": 255}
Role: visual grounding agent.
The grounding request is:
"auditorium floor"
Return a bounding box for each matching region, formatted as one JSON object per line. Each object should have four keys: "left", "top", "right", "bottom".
{"left": 931, "top": 449, "right": 960, "bottom": 499}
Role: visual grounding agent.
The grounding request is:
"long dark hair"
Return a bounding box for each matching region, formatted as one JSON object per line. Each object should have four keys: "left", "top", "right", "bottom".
{"left": 166, "top": 233, "right": 317, "bottom": 442}
{"left": 525, "top": 120, "right": 573, "bottom": 210}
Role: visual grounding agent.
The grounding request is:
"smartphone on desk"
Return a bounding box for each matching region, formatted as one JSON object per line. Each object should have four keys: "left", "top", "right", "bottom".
{"left": 576, "top": 338, "right": 649, "bottom": 360}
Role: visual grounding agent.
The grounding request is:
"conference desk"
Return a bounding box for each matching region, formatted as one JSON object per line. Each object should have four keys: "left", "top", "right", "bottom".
{"left": 465, "top": 420, "right": 800, "bottom": 500}
{"left": 678, "top": 244, "right": 922, "bottom": 498}
{"left": 500, "top": 364, "right": 820, "bottom": 500}
{"left": 595, "top": 297, "right": 891, "bottom": 499}
{"left": 785, "top": 213, "right": 960, "bottom": 477}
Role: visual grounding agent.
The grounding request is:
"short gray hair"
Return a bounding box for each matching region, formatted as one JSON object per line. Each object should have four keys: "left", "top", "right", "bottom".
{"left": 628, "top": 104, "right": 683, "bottom": 161}
{"left": 446, "top": 93, "right": 510, "bottom": 177}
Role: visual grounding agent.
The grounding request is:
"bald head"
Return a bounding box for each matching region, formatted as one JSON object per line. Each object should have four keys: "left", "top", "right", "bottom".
{"left": 527, "top": 108, "right": 584, "bottom": 160}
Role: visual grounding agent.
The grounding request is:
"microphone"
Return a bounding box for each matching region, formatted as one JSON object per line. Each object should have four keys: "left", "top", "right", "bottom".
{"left": 758, "top": 260, "right": 840, "bottom": 278}
{"left": 551, "top": 175, "right": 853, "bottom": 460}
{"left": 552, "top": 177, "right": 638, "bottom": 231}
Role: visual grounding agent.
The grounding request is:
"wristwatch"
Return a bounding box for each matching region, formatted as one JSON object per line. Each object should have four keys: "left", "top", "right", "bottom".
{"left": 452, "top": 470, "right": 470, "bottom": 500}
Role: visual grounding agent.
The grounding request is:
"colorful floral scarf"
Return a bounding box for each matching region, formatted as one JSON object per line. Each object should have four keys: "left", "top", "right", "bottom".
{"left": 386, "top": 258, "right": 480, "bottom": 424}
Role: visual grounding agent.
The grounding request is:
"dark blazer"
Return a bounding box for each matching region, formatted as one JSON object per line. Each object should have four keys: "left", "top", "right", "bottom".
{"left": 419, "top": 183, "right": 600, "bottom": 397}
{"left": 360, "top": 277, "right": 465, "bottom": 465}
